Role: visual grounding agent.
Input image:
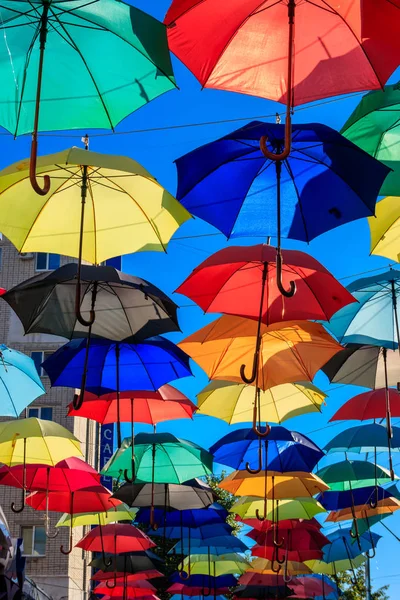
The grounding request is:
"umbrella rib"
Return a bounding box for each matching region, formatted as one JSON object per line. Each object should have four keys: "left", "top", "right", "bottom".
{"left": 373, "top": 117, "right": 400, "bottom": 158}
{"left": 87, "top": 175, "right": 98, "bottom": 265}
{"left": 0, "top": 376, "right": 19, "bottom": 418}
{"left": 49, "top": 9, "right": 115, "bottom": 130}
{"left": 281, "top": 158, "right": 310, "bottom": 244}
{"left": 13, "top": 23, "right": 39, "bottom": 138}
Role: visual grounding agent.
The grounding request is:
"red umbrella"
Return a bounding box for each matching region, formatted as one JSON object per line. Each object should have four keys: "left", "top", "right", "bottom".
{"left": 167, "top": 584, "right": 231, "bottom": 596}
{"left": 91, "top": 571, "right": 163, "bottom": 583}
{"left": 0, "top": 457, "right": 100, "bottom": 539}
{"left": 239, "top": 573, "right": 286, "bottom": 587}
{"left": 76, "top": 523, "right": 155, "bottom": 554}
{"left": 69, "top": 385, "right": 196, "bottom": 484}
{"left": 165, "top": 0, "right": 400, "bottom": 159}
{"left": 26, "top": 484, "right": 121, "bottom": 556}
{"left": 94, "top": 587, "right": 159, "bottom": 600}
{"left": 291, "top": 576, "right": 336, "bottom": 597}
{"left": 239, "top": 517, "right": 322, "bottom": 532}
{"left": 330, "top": 388, "right": 400, "bottom": 421}
{"left": 247, "top": 525, "right": 329, "bottom": 547}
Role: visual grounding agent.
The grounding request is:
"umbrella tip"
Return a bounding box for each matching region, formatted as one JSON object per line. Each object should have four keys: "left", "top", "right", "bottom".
{"left": 82, "top": 134, "right": 89, "bottom": 150}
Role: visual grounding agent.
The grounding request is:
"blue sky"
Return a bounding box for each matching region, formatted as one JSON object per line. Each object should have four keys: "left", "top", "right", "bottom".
{"left": 1, "top": 0, "right": 400, "bottom": 595}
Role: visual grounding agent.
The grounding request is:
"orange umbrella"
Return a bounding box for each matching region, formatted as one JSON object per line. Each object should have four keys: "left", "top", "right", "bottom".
{"left": 247, "top": 557, "right": 312, "bottom": 576}
{"left": 178, "top": 317, "right": 341, "bottom": 391}
{"left": 219, "top": 470, "right": 328, "bottom": 499}
{"left": 326, "top": 497, "right": 400, "bottom": 522}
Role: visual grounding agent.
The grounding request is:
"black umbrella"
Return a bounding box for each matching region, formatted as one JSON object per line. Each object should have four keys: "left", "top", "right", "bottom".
{"left": 90, "top": 550, "right": 164, "bottom": 574}
{"left": 234, "top": 584, "right": 294, "bottom": 599}
{"left": 112, "top": 479, "right": 215, "bottom": 510}
{"left": 2, "top": 263, "right": 179, "bottom": 342}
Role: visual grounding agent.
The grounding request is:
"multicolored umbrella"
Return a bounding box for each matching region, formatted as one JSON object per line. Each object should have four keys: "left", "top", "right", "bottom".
{"left": 197, "top": 380, "right": 326, "bottom": 425}
{"left": 342, "top": 82, "right": 400, "bottom": 196}
{"left": 179, "top": 317, "right": 342, "bottom": 391}
{"left": 112, "top": 480, "right": 214, "bottom": 510}
{"left": 0, "top": 345, "right": 45, "bottom": 417}
{"left": 0, "top": 1, "right": 176, "bottom": 192}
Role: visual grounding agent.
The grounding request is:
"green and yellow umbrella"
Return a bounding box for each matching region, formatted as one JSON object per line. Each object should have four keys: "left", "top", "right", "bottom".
{"left": 56, "top": 504, "right": 138, "bottom": 528}
{"left": 305, "top": 555, "right": 366, "bottom": 575}
{"left": 197, "top": 380, "right": 326, "bottom": 425}
{"left": 230, "top": 496, "right": 326, "bottom": 521}
{"left": 180, "top": 554, "right": 250, "bottom": 577}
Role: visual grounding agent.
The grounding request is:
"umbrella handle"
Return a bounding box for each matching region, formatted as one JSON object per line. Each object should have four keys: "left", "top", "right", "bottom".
{"left": 276, "top": 249, "right": 296, "bottom": 298}
{"left": 106, "top": 575, "right": 117, "bottom": 589}
{"left": 240, "top": 360, "right": 257, "bottom": 385}
{"left": 61, "top": 495, "right": 74, "bottom": 554}
{"left": 123, "top": 463, "right": 135, "bottom": 483}
{"left": 271, "top": 556, "right": 281, "bottom": 574}
{"left": 29, "top": 2, "right": 51, "bottom": 196}
{"left": 259, "top": 132, "right": 291, "bottom": 163}
{"left": 283, "top": 557, "right": 292, "bottom": 584}
{"left": 11, "top": 487, "right": 25, "bottom": 514}
{"left": 11, "top": 440, "right": 26, "bottom": 514}
{"left": 75, "top": 231, "right": 96, "bottom": 327}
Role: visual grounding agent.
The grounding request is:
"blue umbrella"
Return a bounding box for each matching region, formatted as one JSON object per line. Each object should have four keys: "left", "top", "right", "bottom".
{"left": 136, "top": 504, "right": 228, "bottom": 528}
{"left": 316, "top": 486, "right": 394, "bottom": 511}
{"left": 304, "top": 575, "right": 340, "bottom": 600}
{"left": 169, "top": 573, "right": 238, "bottom": 589}
{"left": 210, "top": 426, "right": 323, "bottom": 473}
{"left": 170, "top": 595, "right": 226, "bottom": 600}
{"left": 324, "top": 423, "right": 400, "bottom": 454}
{"left": 42, "top": 337, "right": 192, "bottom": 446}
{"left": 0, "top": 344, "right": 45, "bottom": 417}
{"left": 322, "top": 527, "right": 381, "bottom": 562}
{"left": 169, "top": 538, "right": 249, "bottom": 555}
{"left": 148, "top": 523, "right": 233, "bottom": 540}
{"left": 175, "top": 121, "right": 390, "bottom": 296}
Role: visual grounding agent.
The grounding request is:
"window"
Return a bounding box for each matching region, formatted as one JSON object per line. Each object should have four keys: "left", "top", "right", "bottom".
{"left": 31, "top": 351, "right": 53, "bottom": 377}
{"left": 27, "top": 406, "right": 53, "bottom": 421}
{"left": 105, "top": 256, "right": 122, "bottom": 270}
{"left": 21, "top": 526, "right": 46, "bottom": 557}
{"left": 35, "top": 253, "right": 60, "bottom": 271}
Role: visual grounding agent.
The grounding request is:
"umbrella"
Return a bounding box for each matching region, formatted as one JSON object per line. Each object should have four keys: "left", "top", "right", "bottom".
{"left": 322, "top": 528, "right": 381, "bottom": 564}
{"left": 56, "top": 503, "right": 138, "bottom": 528}
{"left": 112, "top": 480, "right": 214, "bottom": 510}
{"left": 68, "top": 385, "right": 196, "bottom": 470}
{"left": 342, "top": 82, "right": 400, "bottom": 196}
{"left": 210, "top": 426, "right": 323, "bottom": 473}
{"left": 180, "top": 554, "right": 250, "bottom": 577}
{"left": 90, "top": 552, "right": 164, "bottom": 575}
{"left": 76, "top": 523, "right": 155, "bottom": 554}
{"left": 290, "top": 576, "right": 336, "bottom": 598}
{"left": 135, "top": 504, "right": 227, "bottom": 528}
{"left": 0, "top": 1, "right": 175, "bottom": 193}
{"left": 93, "top": 587, "right": 158, "bottom": 600}
{"left": 247, "top": 558, "right": 312, "bottom": 576}
{"left": 165, "top": 0, "right": 400, "bottom": 113}
{"left": 172, "top": 121, "right": 388, "bottom": 299}
{"left": 315, "top": 461, "right": 395, "bottom": 491}
{"left": 368, "top": 196, "right": 400, "bottom": 262}
{"left": 0, "top": 417, "right": 82, "bottom": 513}
{"left": 167, "top": 574, "right": 236, "bottom": 596}
{"left": 196, "top": 380, "right": 326, "bottom": 425}
{"left": 176, "top": 244, "right": 354, "bottom": 323}
{"left": 326, "top": 496, "right": 400, "bottom": 523}
{"left": 104, "top": 433, "right": 212, "bottom": 526}
{"left": 147, "top": 523, "right": 233, "bottom": 541}
{"left": 250, "top": 527, "right": 329, "bottom": 563}
{"left": 234, "top": 584, "right": 293, "bottom": 599}
{"left": 248, "top": 524, "right": 327, "bottom": 547}
{"left": 0, "top": 456, "right": 100, "bottom": 537}
{"left": 0, "top": 344, "right": 45, "bottom": 417}
{"left": 26, "top": 484, "right": 121, "bottom": 555}
{"left": 42, "top": 337, "right": 192, "bottom": 446}
{"left": 219, "top": 470, "right": 328, "bottom": 499}
{"left": 324, "top": 423, "right": 400, "bottom": 454}
{"left": 92, "top": 572, "right": 163, "bottom": 583}
{"left": 330, "top": 388, "right": 400, "bottom": 422}
{"left": 2, "top": 263, "right": 179, "bottom": 343}
{"left": 169, "top": 537, "right": 249, "bottom": 555}
{"left": 243, "top": 517, "right": 322, "bottom": 533}
{"left": 316, "top": 486, "right": 395, "bottom": 511}
{"left": 305, "top": 555, "right": 366, "bottom": 576}
{"left": 178, "top": 317, "right": 342, "bottom": 391}
{"left": 230, "top": 497, "right": 326, "bottom": 521}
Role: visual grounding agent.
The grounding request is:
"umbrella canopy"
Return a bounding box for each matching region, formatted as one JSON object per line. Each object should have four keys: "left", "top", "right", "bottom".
{"left": 316, "top": 486, "right": 394, "bottom": 511}
{"left": 243, "top": 518, "right": 322, "bottom": 533}
{"left": 56, "top": 504, "right": 138, "bottom": 528}
{"left": 0, "top": 418, "right": 82, "bottom": 466}
{"left": 290, "top": 576, "right": 336, "bottom": 598}
{"left": 92, "top": 572, "right": 163, "bottom": 583}
{"left": 112, "top": 480, "right": 214, "bottom": 510}
{"left": 342, "top": 83, "right": 400, "bottom": 196}
{"left": 330, "top": 388, "right": 400, "bottom": 421}
{"left": 230, "top": 497, "right": 326, "bottom": 521}
{"left": 176, "top": 245, "right": 354, "bottom": 323}
{"left": 42, "top": 337, "right": 192, "bottom": 395}
{"left": 248, "top": 524, "right": 327, "bottom": 547}
{"left": 234, "top": 584, "right": 293, "bottom": 599}
{"left": 180, "top": 555, "right": 250, "bottom": 576}
{"left": 322, "top": 343, "right": 400, "bottom": 388}
{"left": 322, "top": 528, "right": 381, "bottom": 562}
{"left": 247, "top": 558, "right": 312, "bottom": 576}
{"left": 94, "top": 586, "right": 158, "bottom": 600}
{"left": 167, "top": 574, "right": 236, "bottom": 596}
{"left": 210, "top": 426, "right": 323, "bottom": 472}
{"left": 324, "top": 423, "right": 400, "bottom": 454}
{"left": 325, "top": 270, "right": 400, "bottom": 349}
{"left": 0, "top": 147, "right": 189, "bottom": 261}
{"left": 0, "top": 345, "right": 45, "bottom": 417}
{"left": 102, "top": 433, "right": 213, "bottom": 482}
{"left": 315, "top": 460, "right": 395, "bottom": 491}
{"left": 147, "top": 523, "right": 233, "bottom": 541}
{"left": 179, "top": 317, "right": 342, "bottom": 390}
{"left": 368, "top": 196, "right": 400, "bottom": 262}
{"left": 326, "top": 497, "right": 400, "bottom": 522}
{"left": 136, "top": 504, "right": 227, "bottom": 528}
{"left": 0, "top": 457, "right": 100, "bottom": 492}
{"left": 26, "top": 485, "right": 121, "bottom": 514}
{"left": 305, "top": 555, "right": 366, "bottom": 574}
{"left": 165, "top": 1, "right": 399, "bottom": 105}
{"left": 250, "top": 529, "right": 329, "bottom": 561}
{"left": 197, "top": 380, "right": 326, "bottom": 425}
{"left": 76, "top": 523, "right": 155, "bottom": 553}
{"left": 90, "top": 552, "right": 164, "bottom": 574}
{"left": 252, "top": 545, "right": 323, "bottom": 563}
{"left": 169, "top": 537, "right": 249, "bottom": 555}
{"left": 172, "top": 121, "right": 389, "bottom": 242}
{"left": 220, "top": 471, "right": 328, "bottom": 498}
{"left": 2, "top": 264, "right": 179, "bottom": 342}
{"left": 68, "top": 385, "right": 196, "bottom": 425}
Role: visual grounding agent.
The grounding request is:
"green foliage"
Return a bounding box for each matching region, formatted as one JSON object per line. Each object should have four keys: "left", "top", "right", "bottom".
{"left": 337, "top": 566, "right": 389, "bottom": 600}
{"left": 205, "top": 472, "right": 242, "bottom": 536}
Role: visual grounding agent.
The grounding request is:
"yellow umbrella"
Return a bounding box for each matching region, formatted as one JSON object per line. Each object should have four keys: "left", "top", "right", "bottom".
{"left": 178, "top": 317, "right": 342, "bottom": 391}
{"left": 305, "top": 555, "right": 366, "bottom": 575}
{"left": 56, "top": 503, "right": 138, "bottom": 528}
{"left": 326, "top": 497, "right": 400, "bottom": 522}
{"left": 247, "top": 558, "right": 312, "bottom": 576}
{"left": 368, "top": 196, "right": 400, "bottom": 262}
{"left": 219, "top": 470, "right": 329, "bottom": 498}
{"left": 180, "top": 554, "right": 250, "bottom": 577}
{"left": 197, "top": 380, "right": 326, "bottom": 424}
{"left": 0, "top": 147, "right": 190, "bottom": 265}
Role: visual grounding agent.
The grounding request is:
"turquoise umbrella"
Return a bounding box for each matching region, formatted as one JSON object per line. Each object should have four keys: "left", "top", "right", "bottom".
{"left": 0, "top": 345, "right": 45, "bottom": 417}
{"left": 0, "top": 0, "right": 175, "bottom": 194}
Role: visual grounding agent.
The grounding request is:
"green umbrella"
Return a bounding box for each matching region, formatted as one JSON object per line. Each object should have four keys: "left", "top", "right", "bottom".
{"left": 341, "top": 82, "right": 400, "bottom": 196}
{"left": 0, "top": 0, "right": 175, "bottom": 194}
{"left": 315, "top": 460, "right": 396, "bottom": 491}
{"left": 102, "top": 433, "right": 213, "bottom": 527}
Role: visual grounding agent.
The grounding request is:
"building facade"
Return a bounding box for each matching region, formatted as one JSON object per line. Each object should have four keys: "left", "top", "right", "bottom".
{"left": 0, "top": 237, "right": 98, "bottom": 600}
